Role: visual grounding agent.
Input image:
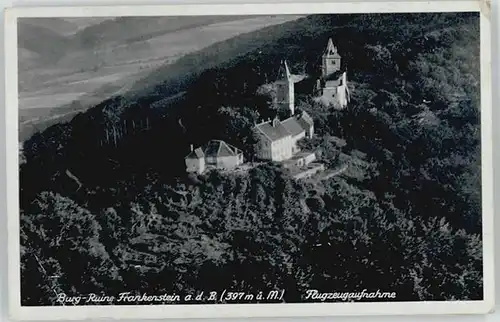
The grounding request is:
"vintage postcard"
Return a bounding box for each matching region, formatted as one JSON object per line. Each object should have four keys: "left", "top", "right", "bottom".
{"left": 5, "top": 1, "right": 494, "bottom": 320}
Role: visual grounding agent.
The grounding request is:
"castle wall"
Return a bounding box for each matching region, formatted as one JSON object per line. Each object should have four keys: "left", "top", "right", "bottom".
{"left": 292, "top": 163, "right": 325, "bottom": 180}
{"left": 322, "top": 86, "right": 336, "bottom": 100}
{"left": 337, "top": 84, "right": 349, "bottom": 109}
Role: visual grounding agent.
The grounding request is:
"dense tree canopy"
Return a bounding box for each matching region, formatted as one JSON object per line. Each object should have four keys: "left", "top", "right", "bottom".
{"left": 20, "top": 12, "right": 482, "bottom": 305}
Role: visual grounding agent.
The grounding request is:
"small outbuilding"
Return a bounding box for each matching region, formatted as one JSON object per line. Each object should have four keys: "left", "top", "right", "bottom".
{"left": 185, "top": 140, "right": 244, "bottom": 174}
{"left": 185, "top": 145, "right": 205, "bottom": 174}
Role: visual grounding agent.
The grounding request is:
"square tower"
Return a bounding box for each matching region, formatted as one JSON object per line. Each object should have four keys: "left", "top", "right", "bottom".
{"left": 322, "top": 38, "right": 341, "bottom": 77}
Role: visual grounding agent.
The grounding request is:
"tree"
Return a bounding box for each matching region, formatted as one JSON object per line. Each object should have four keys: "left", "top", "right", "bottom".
{"left": 21, "top": 192, "right": 122, "bottom": 305}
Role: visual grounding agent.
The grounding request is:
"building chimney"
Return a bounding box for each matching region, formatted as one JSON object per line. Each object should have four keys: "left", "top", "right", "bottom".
{"left": 272, "top": 116, "right": 280, "bottom": 127}
{"left": 190, "top": 144, "right": 194, "bottom": 152}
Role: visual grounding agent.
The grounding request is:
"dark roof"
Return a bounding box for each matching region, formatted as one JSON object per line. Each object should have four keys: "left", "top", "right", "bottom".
{"left": 204, "top": 140, "right": 241, "bottom": 158}
{"left": 186, "top": 147, "right": 204, "bottom": 159}
{"left": 282, "top": 117, "right": 306, "bottom": 137}
{"left": 254, "top": 119, "right": 291, "bottom": 142}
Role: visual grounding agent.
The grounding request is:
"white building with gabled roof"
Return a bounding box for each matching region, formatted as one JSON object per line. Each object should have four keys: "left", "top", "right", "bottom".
{"left": 253, "top": 117, "right": 293, "bottom": 162}
{"left": 185, "top": 140, "right": 244, "bottom": 174}
{"left": 253, "top": 111, "right": 314, "bottom": 162}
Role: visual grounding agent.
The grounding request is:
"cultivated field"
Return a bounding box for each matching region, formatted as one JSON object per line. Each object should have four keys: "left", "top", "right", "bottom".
{"left": 19, "top": 15, "right": 303, "bottom": 141}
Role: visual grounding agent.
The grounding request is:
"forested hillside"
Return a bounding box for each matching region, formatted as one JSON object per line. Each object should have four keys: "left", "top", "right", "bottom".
{"left": 20, "top": 12, "right": 482, "bottom": 305}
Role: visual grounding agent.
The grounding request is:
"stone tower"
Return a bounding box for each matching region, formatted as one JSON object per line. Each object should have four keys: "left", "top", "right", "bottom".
{"left": 322, "top": 38, "right": 341, "bottom": 78}
{"left": 274, "top": 60, "right": 295, "bottom": 116}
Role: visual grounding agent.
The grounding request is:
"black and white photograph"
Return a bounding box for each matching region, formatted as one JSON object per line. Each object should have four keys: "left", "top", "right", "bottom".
{"left": 5, "top": 1, "right": 494, "bottom": 319}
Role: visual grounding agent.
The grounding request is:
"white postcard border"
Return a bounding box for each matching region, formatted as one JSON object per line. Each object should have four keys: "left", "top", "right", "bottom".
{"left": 5, "top": 1, "right": 494, "bottom": 320}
